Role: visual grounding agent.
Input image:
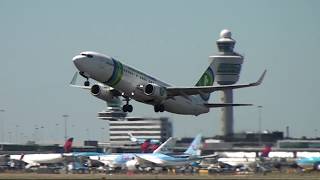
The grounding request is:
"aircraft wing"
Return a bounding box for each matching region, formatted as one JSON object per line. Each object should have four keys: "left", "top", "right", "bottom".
{"left": 204, "top": 103, "right": 252, "bottom": 108}
{"left": 70, "top": 72, "right": 117, "bottom": 93}
{"left": 166, "top": 70, "right": 266, "bottom": 97}
{"left": 153, "top": 137, "right": 176, "bottom": 154}
{"left": 135, "top": 154, "right": 163, "bottom": 165}
{"left": 200, "top": 153, "right": 220, "bottom": 159}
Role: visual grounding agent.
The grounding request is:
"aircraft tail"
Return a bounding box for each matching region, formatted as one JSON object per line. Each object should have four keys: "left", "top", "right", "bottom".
{"left": 184, "top": 134, "right": 202, "bottom": 156}
{"left": 195, "top": 64, "right": 215, "bottom": 102}
{"left": 128, "top": 132, "right": 137, "bottom": 142}
{"left": 63, "top": 137, "right": 74, "bottom": 153}
{"left": 260, "top": 144, "right": 272, "bottom": 157}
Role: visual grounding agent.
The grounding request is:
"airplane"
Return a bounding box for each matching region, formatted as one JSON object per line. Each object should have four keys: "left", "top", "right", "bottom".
{"left": 127, "top": 132, "right": 161, "bottom": 153}
{"left": 9, "top": 138, "right": 104, "bottom": 169}
{"left": 72, "top": 51, "right": 266, "bottom": 115}
{"left": 296, "top": 157, "right": 320, "bottom": 171}
{"left": 131, "top": 134, "right": 206, "bottom": 169}
{"left": 214, "top": 145, "right": 272, "bottom": 169}
{"left": 128, "top": 132, "right": 160, "bottom": 145}
{"left": 88, "top": 136, "right": 176, "bottom": 170}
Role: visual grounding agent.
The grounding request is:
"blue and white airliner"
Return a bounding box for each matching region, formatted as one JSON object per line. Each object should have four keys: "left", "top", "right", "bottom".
{"left": 72, "top": 51, "right": 265, "bottom": 115}
{"left": 89, "top": 134, "right": 212, "bottom": 171}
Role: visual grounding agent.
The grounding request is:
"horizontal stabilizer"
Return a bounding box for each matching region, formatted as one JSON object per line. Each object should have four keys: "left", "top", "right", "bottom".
{"left": 166, "top": 70, "right": 266, "bottom": 97}
{"left": 204, "top": 103, "right": 252, "bottom": 108}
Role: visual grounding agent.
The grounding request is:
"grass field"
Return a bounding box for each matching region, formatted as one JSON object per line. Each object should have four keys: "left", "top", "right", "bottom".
{"left": 0, "top": 172, "right": 320, "bottom": 180}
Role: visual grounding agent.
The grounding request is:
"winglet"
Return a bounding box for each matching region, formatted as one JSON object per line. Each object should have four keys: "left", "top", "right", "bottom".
{"left": 69, "top": 72, "right": 91, "bottom": 89}
{"left": 70, "top": 72, "right": 78, "bottom": 85}
{"left": 252, "top": 69, "right": 267, "bottom": 86}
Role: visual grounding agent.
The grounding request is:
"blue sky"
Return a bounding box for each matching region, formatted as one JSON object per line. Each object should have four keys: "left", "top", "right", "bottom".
{"left": 0, "top": 0, "right": 319, "bottom": 144}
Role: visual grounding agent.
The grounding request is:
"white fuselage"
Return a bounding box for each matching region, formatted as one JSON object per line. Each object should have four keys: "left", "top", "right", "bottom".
{"left": 10, "top": 154, "right": 64, "bottom": 167}
{"left": 73, "top": 52, "right": 209, "bottom": 115}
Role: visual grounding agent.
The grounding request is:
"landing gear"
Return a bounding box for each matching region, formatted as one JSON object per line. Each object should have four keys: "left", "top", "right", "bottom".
{"left": 122, "top": 104, "right": 133, "bottom": 112}
{"left": 84, "top": 80, "right": 90, "bottom": 86}
{"left": 80, "top": 72, "right": 90, "bottom": 86}
{"left": 122, "top": 96, "right": 133, "bottom": 112}
{"left": 154, "top": 104, "right": 165, "bottom": 112}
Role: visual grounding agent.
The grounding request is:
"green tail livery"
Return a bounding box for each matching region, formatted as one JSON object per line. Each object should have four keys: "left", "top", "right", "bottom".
{"left": 195, "top": 67, "right": 214, "bottom": 101}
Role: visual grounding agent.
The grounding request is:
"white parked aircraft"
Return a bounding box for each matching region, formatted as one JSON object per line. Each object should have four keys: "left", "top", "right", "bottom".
{"left": 128, "top": 132, "right": 160, "bottom": 145}
{"left": 10, "top": 153, "right": 65, "bottom": 169}
{"left": 72, "top": 51, "right": 265, "bottom": 115}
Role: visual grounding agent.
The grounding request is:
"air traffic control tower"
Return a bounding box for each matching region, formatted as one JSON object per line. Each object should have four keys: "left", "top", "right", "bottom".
{"left": 209, "top": 29, "right": 243, "bottom": 137}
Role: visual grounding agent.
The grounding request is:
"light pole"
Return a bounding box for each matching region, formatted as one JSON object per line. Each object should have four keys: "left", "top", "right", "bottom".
{"left": 20, "top": 133, "right": 24, "bottom": 144}
{"left": 55, "top": 123, "right": 59, "bottom": 143}
{"left": 85, "top": 128, "right": 89, "bottom": 140}
{"left": 0, "top": 109, "right": 5, "bottom": 142}
{"left": 62, "top": 115, "right": 69, "bottom": 141}
{"left": 257, "top": 105, "right": 263, "bottom": 146}
{"left": 34, "top": 125, "right": 39, "bottom": 142}
{"left": 71, "top": 124, "right": 75, "bottom": 139}
{"left": 40, "top": 126, "right": 44, "bottom": 143}
{"left": 8, "top": 131, "right": 12, "bottom": 143}
{"left": 15, "top": 125, "right": 20, "bottom": 143}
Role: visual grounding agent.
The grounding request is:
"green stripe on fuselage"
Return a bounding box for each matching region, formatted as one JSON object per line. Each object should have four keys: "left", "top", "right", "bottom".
{"left": 106, "top": 59, "right": 123, "bottom": 87}
{"left": 111, "top": 61, "right": 123, "bottom": 86}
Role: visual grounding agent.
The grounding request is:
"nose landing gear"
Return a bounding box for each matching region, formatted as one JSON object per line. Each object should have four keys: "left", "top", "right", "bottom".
{"left": 79, "top": 72, "right": 90, "bottom": 86}
{"left": 84, "top": 79, "right": 90, "bottom": 86}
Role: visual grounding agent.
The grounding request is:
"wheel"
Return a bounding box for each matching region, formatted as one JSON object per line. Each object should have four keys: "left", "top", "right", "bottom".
{"left": 154, "top": 105, "right": 164, "bottom": 112}
{"left": 127, "top": 105, "right": 133, "bottom": 112}
{"left": 122, "top": 105, "right": 128, "bottom": 112}
{"left": 314, "top": 162, "right": 320, "bottom": 170}
{"left": 154, "top": 105, "right": 159, "bottom": 112}
{"left": 159, "top": 105, "right": 165, "bottom": 112}
{"left": 84, "top": 81, "right": 90, "bottom": 86}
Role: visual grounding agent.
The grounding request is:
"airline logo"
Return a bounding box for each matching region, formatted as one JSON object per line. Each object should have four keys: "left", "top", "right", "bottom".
{"left": 196, "top": 67, "right": 214, "bottom": 101}
{"left": 105, "top": 58, "right": 123, "bottom": 86}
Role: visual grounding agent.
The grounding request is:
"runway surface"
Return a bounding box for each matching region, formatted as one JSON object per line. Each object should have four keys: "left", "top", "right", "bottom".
{"left": 0, "top": 173, "right": 320, "bottom": 180}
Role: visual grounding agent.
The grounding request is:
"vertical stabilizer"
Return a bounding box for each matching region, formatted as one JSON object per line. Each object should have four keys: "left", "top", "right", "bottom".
{"left": 195, "top": 65, "right": 214, "bottom": 102}
{"left": 184, "top": 134, "right": 202, "bottom": 156}
{"left": 128, "top": 132, "right": 137, "bottom": 143}
{"left": 63, "top": 137, "right": 74, "bottom": 153}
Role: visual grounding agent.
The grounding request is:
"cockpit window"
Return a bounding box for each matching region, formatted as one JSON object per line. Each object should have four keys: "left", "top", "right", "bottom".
{"left": 80, "top": 53, "right": 93, "bottom": 58}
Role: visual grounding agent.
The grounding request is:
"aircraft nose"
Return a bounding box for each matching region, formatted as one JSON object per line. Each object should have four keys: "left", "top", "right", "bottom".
{"left": 72, "top": 55, "right": 86, "bottom": 70}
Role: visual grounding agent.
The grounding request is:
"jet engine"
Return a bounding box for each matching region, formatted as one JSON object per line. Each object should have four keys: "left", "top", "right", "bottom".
{"left": 144, "top": 83, "right": 167, "bottom": 102}
{"left": 126, "top": 159, "right": 139, "bottom": 171}
{"left": 91, "top": 84, "right": 115, "bottom": 102}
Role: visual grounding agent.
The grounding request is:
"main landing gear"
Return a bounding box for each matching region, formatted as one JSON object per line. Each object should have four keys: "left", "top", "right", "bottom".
{"left": 154, "top": 104, "right": 165, "bottom": 112}
{"left": 122, "top": 97, "right": 133, "bottom": 112}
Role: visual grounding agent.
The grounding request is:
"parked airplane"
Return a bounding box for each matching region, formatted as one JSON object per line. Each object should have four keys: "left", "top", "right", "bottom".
{"left": 89, "top": 136, "right": 176, "bottom": 170}
{"left": 297, "top": 157, "right": 320, "bottom": 171}
{"left": 132, "top": 134, "right": 205, "bottom": 169}
{"left": 128, "top": 132, "right": 160, "bottom": 145}
{"left": 216, "top": 145, "right": 272, "bottom": 167}
{"left": 72, "top": 51, "right": 265, "bottom": 115}
{"left": 9, "top": 138, "right": 104, "bottom": 169}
